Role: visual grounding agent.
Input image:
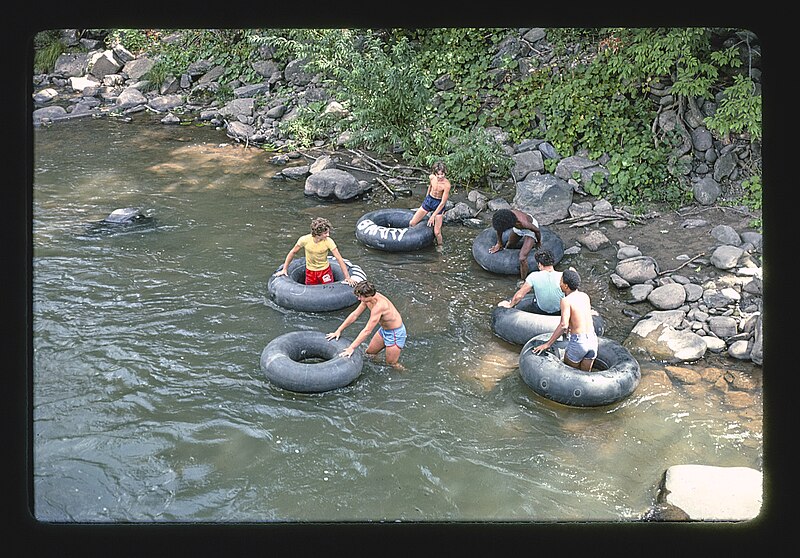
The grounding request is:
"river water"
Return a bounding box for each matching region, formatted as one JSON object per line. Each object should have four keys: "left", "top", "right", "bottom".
{"left": 31, "top": 116, "right": 762, "bottom": 523}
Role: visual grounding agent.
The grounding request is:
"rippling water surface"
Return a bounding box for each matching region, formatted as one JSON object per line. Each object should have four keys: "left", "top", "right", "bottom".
{"left": 32, "top": 116, "right": 762, "bottom": 522}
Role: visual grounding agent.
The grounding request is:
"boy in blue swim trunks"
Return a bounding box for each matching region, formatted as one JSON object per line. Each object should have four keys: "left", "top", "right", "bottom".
{"left": 409, "top": 160, "right": 451, "bottom": 246}
{"left": 531, "top": 269, "right": 598, "bottom": 371}
{"left": 326, "top": 280, "right": 407, "bottom": 368}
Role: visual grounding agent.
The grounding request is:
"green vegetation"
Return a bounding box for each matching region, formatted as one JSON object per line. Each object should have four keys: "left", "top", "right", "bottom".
{"left": 108, "top": 29, "right": 258, "bottom": 99}
{"left": 33, "top": 27, "right": 762, "bottom": 209}
{"left": 33, "top": 30, "right": 69, "bottom": 73}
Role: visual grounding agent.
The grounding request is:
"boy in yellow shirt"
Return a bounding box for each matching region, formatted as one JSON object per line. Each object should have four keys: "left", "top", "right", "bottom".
{"left": 276, "top": 217, "right": 357, "bottom": 285}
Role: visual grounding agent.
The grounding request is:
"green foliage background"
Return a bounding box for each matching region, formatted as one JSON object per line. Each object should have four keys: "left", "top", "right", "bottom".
{"left": 34, "top": 27, "right": 762, "bottom": 208}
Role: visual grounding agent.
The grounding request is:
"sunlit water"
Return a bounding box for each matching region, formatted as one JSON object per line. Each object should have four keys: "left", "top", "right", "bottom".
{"left": 32, "top": 116, "right": 762, "bottom": 522}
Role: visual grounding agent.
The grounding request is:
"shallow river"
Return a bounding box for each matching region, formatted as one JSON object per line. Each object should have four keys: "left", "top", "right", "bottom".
{"left": 31, "top": 116, "right": 762, "bottom": 522}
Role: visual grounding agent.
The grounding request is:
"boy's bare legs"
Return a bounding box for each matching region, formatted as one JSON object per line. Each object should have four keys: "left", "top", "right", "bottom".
{"left": 409, "top": 207, "right": 427, "bottom": 227}
{"left": 365, "top": 331, "right": 405, "bottom": 370}
{"left": 384, "top": 345, "right": 404, "bottom": 369}
{"left": 433, "top": 214, "right": 444, "bottom": 246}
{"left": 518, "top": 236, "right": 536, "bottom": 279}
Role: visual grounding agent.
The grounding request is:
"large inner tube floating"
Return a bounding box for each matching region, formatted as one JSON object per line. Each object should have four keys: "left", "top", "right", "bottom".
{"left": 267, "top": 256, "right": 367, "bottom": 312}
{"left": 518, "top": 333, "right": 641, "bottom": 407}
{"left": 355, "top": 208, "right": 435, "bottom": 252}
{"left": 260, "top": 330, "right": 363, "bottom": 393}
{"left": 491, "top": 294, "right": 606, "bottom": 346}
{"left": 84, "top": 207, "right": 156, "bottom": 236}
{"left": 471, "top": 226, "right": 565, "bottom": 275}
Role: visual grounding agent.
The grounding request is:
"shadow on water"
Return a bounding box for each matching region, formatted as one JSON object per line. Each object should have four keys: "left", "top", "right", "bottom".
{"left": 31, "top": 117, "right": 762, "bottom": 523}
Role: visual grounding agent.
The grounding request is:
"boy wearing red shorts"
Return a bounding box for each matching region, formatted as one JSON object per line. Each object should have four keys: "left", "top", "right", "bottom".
{"left": 276, "top": 217, "right": 357, "bottom": 286}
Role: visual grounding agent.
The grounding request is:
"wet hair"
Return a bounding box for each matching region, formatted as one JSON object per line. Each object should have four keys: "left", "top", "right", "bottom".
{"left": 432, "top": 160, "right": 446, "bottom": 174}
{"left": 562, "top": 269, "right": 581, "bottom": 291}
{"left": 310, "top": 217, "right": 331, "bottom": 237}
{"left": 353, "top": 280, "right": 377, "bottom": 298}
{"left": 491, "top": 209, "right": 516, "bottom": 232}
{"left": 534, "top": 249, "right": 555, "bottom": 267}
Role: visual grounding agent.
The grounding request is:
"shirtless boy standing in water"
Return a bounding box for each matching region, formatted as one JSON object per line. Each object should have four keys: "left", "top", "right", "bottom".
{"left": 532, "top": 269, "right": 598, "bottom": 371}
{"left": 326, "top": 280, "right": 407, "bottom": 368}
{"left": 409, "top": 160, "right": 451, "bottom": 247}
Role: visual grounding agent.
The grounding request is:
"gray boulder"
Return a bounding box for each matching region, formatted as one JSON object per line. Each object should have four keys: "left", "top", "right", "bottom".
{"left": 710, "top": 224, "right": 742, "bottom": 246}
{"left": 710, "top": 245, "right": 744, "bottom": 270}
{"left": 220, "top": 98, "right": 255, "bottom": 119}
{"left": 643, "top": 309, "right": 687, "bottom": 328}
{"left": 284, "top": 58, "right": 314, "bottom": 86}
{"left": 122, "top": 57, "right": 154, "bottom": 81}
{"left": 692, "top": 176, "right": 721, "bottom": 206}
{"left": 647, "top": 283, "right": 687, "bottom": 310}
{"left": 707, "top": 315, "right": 738, "bottom": 339}
{"left": 53, "top": 52, "right": 89, "bottom": 77}
{"left": 304, "top": 168, "right": 367, "bottom": 201}
{"left": 713, "top": 151, "right": 738, "bottom": 181}
{"left": 615, "top": 255, "right": 659, "bottom": 284}
{"left": 512, "top": 174, "right": 573, "bottom": 225}
{"left": 577, "top": 229, "right": 610, "bottom": 252}
{"left": 511, "top": 150, "right": 544, "bottom": 181}
{"left": 443, "top": 202, "right": 474, "bottom": 223}
{"left": 89, "top": 50, "right": 123, "bottom": 79}
{"left": 625, "top": 319, "right": 707, "bottom": 363}
{"left": 658, "top": 465, "right": 762, "bottom": 521}
{"left": 116, "top": 87, "right": 147, "bottom": 109}
{"left": 148, "top": 94, "right": 184, "bottom": 112}
{"left": 32, "top": 105, "right": 68, "bottom": 123}
{"left": 310, "top": 155, "right": 337, "bottom": 174}
{"left": 226, "top": 121, "right": 255, "bottom": 142}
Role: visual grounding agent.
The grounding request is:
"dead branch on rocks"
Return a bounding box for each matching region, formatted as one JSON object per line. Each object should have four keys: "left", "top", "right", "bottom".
{"left": 677, "top": 205, "right": 754, "bottom": 217}
{"left": 346, "top": 148, "right": 427, "bottom": 175}
{"left": 657, "top": 253, "right": 705, "bottom": 276}
{"left": 375, "top": 177, "right": 398, "bottom": 199}
{"left": 558, "top": 209, "right": 658, "bottom": 228}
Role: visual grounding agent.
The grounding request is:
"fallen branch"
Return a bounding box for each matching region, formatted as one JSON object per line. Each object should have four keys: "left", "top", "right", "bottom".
{"left": 657, "top": 253, "right": 705, "bottom": 276}
{"left": 559, "top": 211, "right": 645, "bottom": 228}
{"left": 376, "top": 177, "right": 398, "bottom": 200}
{"left": 347, "top": 148, "right": 427, "bottom": 174}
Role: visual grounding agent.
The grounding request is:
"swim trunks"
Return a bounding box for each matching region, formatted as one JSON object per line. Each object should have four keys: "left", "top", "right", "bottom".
{"left": 379, "top": 323, "right": 407, "bottom": 348}
{"left": 512, "top": 213, "right": 539, "bottom": 239}
{"left": 564, "top": 332, "right": 598, "bottom": 363}
{"left": 296, "top": 234, "right": 337, "bottom": 271}
{"left": 421, "top": 194, "right": 442, "bottom": 213}
{"left": 305, "top": 265, "right": 334, "bottom": 285}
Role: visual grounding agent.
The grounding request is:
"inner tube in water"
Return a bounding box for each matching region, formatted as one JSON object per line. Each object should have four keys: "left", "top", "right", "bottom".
{"left": 84, "top": 207, "right": 156, "bottom": 236}
{"left": 355, "top": 208, "right": 435, "bottom": 252}
{"left": 260, "top": 330, "right": 363, "bottom": 393}
{"left": 491, "top": 294, "right": 606, "bottom": 346}
{"left": 518, "top": 333, "right": 641, "bottom": 407}
{"left": 267, "top": 256, "right": 367, "bottom": 312}
{"left": 471, "top": 226, "right": 565, "bottom": 275}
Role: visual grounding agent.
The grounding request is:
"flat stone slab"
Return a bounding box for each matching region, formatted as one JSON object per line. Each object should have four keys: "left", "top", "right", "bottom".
{"left": 662, "top": 464, "right": 762, "bottom": 521}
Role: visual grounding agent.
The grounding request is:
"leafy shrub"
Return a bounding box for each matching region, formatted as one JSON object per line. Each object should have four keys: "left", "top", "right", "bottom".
{"left": 705, "top": 75, "right": 762, "bottom": 141}
{"left": 33, "top": 30, "right": 66, "bottom": 73}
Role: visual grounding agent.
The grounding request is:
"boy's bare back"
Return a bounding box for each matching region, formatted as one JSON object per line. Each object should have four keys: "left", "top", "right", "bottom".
{"left": 563, "top": 291, "right": 593, "bottom": 335}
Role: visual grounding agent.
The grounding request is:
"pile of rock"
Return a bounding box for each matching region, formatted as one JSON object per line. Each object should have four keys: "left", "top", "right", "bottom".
{"left": 439, "top": 186, "right": 763, "bottom": 368}
{"left": 612, "top": 222, "right": 762, "bottom": 366}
